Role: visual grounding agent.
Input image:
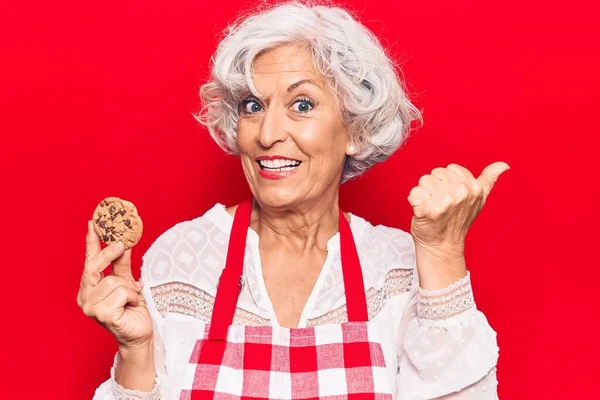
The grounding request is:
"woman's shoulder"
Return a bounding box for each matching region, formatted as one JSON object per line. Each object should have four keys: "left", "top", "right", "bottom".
{"left": 140, "top": 202, "right": 233, "bottom": 288}
{"left": 352, "top": 213, "right": 416, "bottom": 264}
{"left": 351, "top": 213, "right": 417, "bottom": 292}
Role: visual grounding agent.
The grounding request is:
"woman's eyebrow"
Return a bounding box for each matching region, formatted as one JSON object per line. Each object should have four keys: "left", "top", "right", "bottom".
{"left": 236, "top": 79, "right": 321, "bottom": 101}
{"left": 287, "top": 79, "right": 322, "bottom": 92}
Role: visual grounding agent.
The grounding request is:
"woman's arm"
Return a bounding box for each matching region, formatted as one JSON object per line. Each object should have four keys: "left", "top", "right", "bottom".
{"left": 115, "top": 343, "right": 156, "bottom": 391}
{"left": 396, "top": 271, "right": 499, "bottom": 399}
{"left": 396, "top": 162, "right": 507, "bottom": 397}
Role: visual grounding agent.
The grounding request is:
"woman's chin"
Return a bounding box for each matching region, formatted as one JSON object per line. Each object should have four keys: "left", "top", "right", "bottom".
{"left": 254, "top": 187, "right": 303, "bottom": 209}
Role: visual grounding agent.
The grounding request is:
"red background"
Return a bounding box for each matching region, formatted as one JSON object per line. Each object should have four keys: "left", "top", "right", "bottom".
{"left": 1, "top": 0, "right": 598, "bottom": 398}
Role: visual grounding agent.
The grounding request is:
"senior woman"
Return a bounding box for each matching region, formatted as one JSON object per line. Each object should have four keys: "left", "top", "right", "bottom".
{"left": 80, "top": 2, "right": 508, "bottom": 399}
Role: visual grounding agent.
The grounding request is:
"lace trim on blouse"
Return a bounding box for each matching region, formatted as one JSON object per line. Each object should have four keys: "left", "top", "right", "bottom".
{"left": 150, "top": 281, "right": 271, "bottom": 326}
{"left": 150, "top": 268, "right": 414, "bottom": 326}
{"left": 307, "top": 268, "right": 413, "bottom": 326}
{"left": 150, "top": 268, "right": 476, "bottom": 324}
{"left": 417, "top": 271, "right": 475, "bottom": 321}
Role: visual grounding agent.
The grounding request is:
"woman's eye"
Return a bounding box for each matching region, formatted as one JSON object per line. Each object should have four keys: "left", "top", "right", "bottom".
{"left": 242, "top": 100, "right": 263, "bottom": 114}
{"left": 292, "top": 98, "right": 314, "bottom": 113}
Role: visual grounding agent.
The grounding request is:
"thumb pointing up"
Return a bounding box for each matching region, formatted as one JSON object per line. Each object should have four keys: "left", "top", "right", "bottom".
{"left": 477, "top": 161, "right": 511, "bottom": 203}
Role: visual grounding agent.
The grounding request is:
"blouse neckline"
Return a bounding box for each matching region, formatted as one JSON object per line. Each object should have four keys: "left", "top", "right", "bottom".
{"left": 203, "top": 202, "right": 369, "bottom": 328}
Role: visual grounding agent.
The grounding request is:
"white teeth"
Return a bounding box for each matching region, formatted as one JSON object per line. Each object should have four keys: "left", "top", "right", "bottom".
{"left": 258, "top": 159, "right": 301, "bottom": 170}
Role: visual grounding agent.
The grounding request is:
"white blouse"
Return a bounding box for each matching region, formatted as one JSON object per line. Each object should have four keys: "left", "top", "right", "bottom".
{"left": 93, "top": 203, "right": 499, "bottom": 400}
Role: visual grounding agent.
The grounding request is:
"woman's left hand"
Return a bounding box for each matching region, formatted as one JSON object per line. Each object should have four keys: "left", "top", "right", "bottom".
{"left": 407, "top": 161, "right": 510, "bottom": 287}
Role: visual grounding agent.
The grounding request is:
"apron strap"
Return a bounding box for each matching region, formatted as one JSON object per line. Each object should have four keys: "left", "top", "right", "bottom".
{"left": 208, "top": 198, "right": 253, "bottom": 341}
{"left": 208, "top": 197, "right": 368, "bottom": 341}
{"left": 339, "top": 208, "right": 369, "bottom": 322}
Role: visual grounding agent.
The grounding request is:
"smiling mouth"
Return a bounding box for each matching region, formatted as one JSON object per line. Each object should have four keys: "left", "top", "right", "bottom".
{"left": 256, "top": 159, "right": 302, "bottom": 172}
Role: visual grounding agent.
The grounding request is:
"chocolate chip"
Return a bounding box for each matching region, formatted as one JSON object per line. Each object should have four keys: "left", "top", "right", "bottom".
{"left": 109, "top": 205, "right": 116, "bottom": 213}
{"left": 102, "top": 235, "right": 109, "bottom": 241}
{"left": 124, "top": 220, "right": 130, "bottom": 227}
{"left": 95, "top": 217, "right": 101, "bottom": 223}
{"left": 99, "top": 221, "right": 106, "bottom": 228}
{"left": 110, "top": 214, "right": 118, "bottom": 221}
{"left": 119, "top": 210, "right": 126, "bottom": 216}
{"left": 110, "top": 235, "right": 115, "bottom": 241}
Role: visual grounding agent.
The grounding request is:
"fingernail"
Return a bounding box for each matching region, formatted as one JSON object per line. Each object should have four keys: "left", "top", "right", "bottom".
{"left": 135, "top": 281, "right": 144, "bottom": 288}
{"left": 87, "top": 220, "right": 92, "bottom": 232}
{"left": 114, "top": 241, "right": 124, "bottom": 251}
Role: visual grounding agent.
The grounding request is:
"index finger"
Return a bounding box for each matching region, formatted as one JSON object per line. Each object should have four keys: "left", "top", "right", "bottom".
{"left": 81, "top": 220, "right": 103, "bottom": 290}
{"left": 446, "top": 163, "right": 475, "bottom": 180}
{"left": 81, "top": 224, "right": 125, "bottom": 289}
{"left": 85, "top": 220, "right": 101, "bottom": 264}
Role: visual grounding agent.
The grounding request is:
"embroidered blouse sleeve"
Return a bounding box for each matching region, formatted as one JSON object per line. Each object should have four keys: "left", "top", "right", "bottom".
{"left": 92, "top": 252, "right": 169, "bottom": 399}
{"left": 396, "top": 259, "right": 499, "bottom": 399}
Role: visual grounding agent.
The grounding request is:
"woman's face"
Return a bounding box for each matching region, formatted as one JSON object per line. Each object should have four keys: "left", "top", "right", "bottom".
{"left": 237, "top": 44, "right": 349, "bottom": 210}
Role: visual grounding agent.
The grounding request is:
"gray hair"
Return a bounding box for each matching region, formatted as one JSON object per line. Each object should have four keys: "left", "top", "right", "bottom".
{"left": 194, "top": 0, "right": 423, "bottom": 183}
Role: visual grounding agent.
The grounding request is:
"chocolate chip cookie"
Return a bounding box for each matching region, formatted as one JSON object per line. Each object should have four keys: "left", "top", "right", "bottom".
{"left": 92, "top": 197, "right": 143, "bottom": 249}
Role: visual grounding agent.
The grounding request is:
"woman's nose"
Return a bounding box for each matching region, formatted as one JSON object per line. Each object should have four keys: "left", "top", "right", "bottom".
{"left": 257, "top": 106, "right": 288, "bottom": 148}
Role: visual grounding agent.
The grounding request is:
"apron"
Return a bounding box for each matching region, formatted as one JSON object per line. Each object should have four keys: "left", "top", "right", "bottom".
{"left": 179, "top": 198, "right": 394, "bottom": 399}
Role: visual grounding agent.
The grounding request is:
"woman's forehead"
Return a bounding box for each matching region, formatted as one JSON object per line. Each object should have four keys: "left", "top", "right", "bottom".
{"left": 253, "top": 45, "right": 317, "bottom": 77}
{"left": 248, "top": 46, "right": 329, "bottom": 96}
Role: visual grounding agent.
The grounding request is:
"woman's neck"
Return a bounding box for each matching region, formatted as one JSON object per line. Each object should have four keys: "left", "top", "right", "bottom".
{"left": 251, "top": 194, "right": 341, "bottom": 254}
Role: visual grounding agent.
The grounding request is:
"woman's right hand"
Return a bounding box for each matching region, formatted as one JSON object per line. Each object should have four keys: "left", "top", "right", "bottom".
{"left": 77, "top": 220, "right": 153, "bottom": 349}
